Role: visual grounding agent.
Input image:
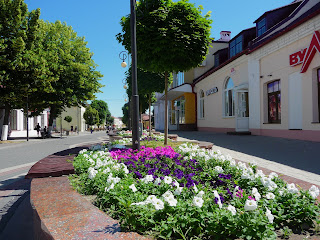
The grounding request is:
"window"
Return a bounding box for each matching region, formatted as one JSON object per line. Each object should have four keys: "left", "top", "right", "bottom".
{"left": 224, "top": 78, "right": 235, "bottom": 116}
{"left": 199, "top": 90, "right": 205, "bottom": 119}
{"left": 171, "top": 96, "right": 185, "bottom": 124}
{"left": 257, "top": 18, "right": 266, "bottom": 36}
{"left": 173, "top": 72, "right": 184, "bottom": 88}
{"left": 229, "top": 35, "right": 243, "bottom": 58}
{"left": 318, "top": 69, "right": 320, "bottom": 121}
{"left": 214, "top": 54, "right": 219, "bottom": 67}
{"left": 10, "top": 110, "right": 17, "bottom": 130}
{"left": 267, "top": 80, "right": 281, "bottom": 123}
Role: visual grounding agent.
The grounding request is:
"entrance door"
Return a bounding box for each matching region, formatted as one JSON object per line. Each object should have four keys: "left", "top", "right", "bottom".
{"left": 236, "top": 91, "right": 249, "bottom": 132}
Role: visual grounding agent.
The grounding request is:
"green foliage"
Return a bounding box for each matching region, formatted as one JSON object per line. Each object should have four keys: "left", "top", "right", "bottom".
{"left": 91, "top": 100, "right": 110, "bottom": 126}
{"left": 64, "top": 115, "right": 72, "bottom": 123}
{"left": 122, "top": 102, "right": 130, "bottom": 127}
{"left": 34, "top": 20, "right": 103, "bottom": 126}
{"left": 117, "top": 0, "right": 212, "bottom": 73}
{"left": 0, "top": 0, "right": 41, "bottom": 127}
{"left": 83, "top": 106, "right": 99, "bottom": 126}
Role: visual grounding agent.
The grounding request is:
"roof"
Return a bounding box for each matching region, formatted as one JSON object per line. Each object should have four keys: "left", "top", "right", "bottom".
{"left": 253, "top": 0, "right": 303, "bottom": 23}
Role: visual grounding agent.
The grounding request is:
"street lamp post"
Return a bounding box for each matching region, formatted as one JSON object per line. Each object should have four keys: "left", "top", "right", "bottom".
{"left": 119, "top": 0, "right": 139, "bottom": 150}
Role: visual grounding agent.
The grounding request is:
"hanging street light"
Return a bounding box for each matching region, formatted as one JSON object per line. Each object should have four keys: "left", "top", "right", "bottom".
{"left": 119, "top": 1, "right": 139, "bottom": 150}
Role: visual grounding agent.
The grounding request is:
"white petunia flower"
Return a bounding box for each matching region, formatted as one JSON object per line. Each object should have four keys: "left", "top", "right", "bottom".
{"left": 229, "top": 159, "right": 236, "bottom": 167}
{"left": 105, "top": 183, "right": 115, "bottom": 192}
{"left": 165, "top": 195, "right": 177, "bottom": 207}
{"left": 197, "top": 190, "right": 205, "bottom": 198}
{"left": 255, "top": 169, "right": 265, "bottom": 178}
{"left": 153, "top": 199, "right": 164, "bottom": 210}
{"left": 227, "top": 205, "right": 237, "bottom": 216}
{"left": 154, "top": 178, "right": 161, "bottom": 186}
{"left": 309, "top": 185, "right": 320, "bottom": 199}
{"left": 213, "top": 190, "right": 222, "bottom": 209}
{"left": 265, "top": 192, "right": 275, "bottom": 200}
{"left": 92, "top": 154, "right": 98, "bottom": 159}
{"left": 88, "top": 167, "right": 98, "bottom": 179}
{"left": 163, "top": 176, "right": 173, "bottom": 184}
{"left": 193, "top": 196, "right": 204, "bottom": 208}
{"left": 146, "top": 195, "right": 158, "bottom": 204}
{"left": 252, "top": 188, "right": 261, "bottom": 201}
{"left": 226, "top": 154, "right": 232, "bottom": 161}
{"left": 174, "top": 186, "right": 183, "bottom": 195}
{"left": 95, "top": 159, "right": 103, "bottom": 169}
{"left": 287, "top": 183, "right": 299, "bottom": 194}
{"left": 129, "top": 184, "right": 137, "bottom": 192}
{"left": 244, "top": 199, "right": 257, "bottom": 211}
{"left": 268, "top": 172, "right": 278, "bottom": 179}
{"left": 162, "top": 190, "right": 174, "bottom": 199}
{"left": 215, "top": 166, "right": 224, "bottom": 173}
{"left": 83, "top": 154, "right": 89, "bottom": 158}
{"left": 193, "top": 184, "right": 198, "bottom": 193}
{"left": 103, "top": 167, "right": 111, "bottom": 174}
{"left": 79, "top": 149, "right": 87, "bottom": 154}
{"left": 141, "top": 174, "right": 154, "bottom": 183}
{"left": 278, "top": 189, "right": 285, "bottom": 196}
{"left": 265, "top": 208, "right": 274, "bottom": 223}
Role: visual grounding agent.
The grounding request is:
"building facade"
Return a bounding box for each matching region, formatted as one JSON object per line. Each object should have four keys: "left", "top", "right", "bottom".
{"left": 154, "top": 0, "right": 320, "bottom": 142}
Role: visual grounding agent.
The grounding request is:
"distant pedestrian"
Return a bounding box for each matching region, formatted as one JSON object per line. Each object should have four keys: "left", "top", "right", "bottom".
{"left": 91, "top": 127, "right": 94, "bottom": 134}
{"left": 35, "top": 123, "right": 41, "bottom": 137}
{"left": 44, "top": 126, "right": 47, "bottom": 133}
{"left": 71, "top": 126, "right": 73, "bottom": 132}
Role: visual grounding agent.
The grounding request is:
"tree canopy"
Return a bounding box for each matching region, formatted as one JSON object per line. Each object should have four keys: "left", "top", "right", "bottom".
{"left": 0, "top": 0, "right": 40, "bottom": 133}
{"left": 117, "top": 0, "right": 212, "bottom": 73}
{"left": 91, "top": 100, "right": 110, "bottom": 127}
{"left": 117, "top": 0, "right": 212, "bottom": 144}
{"left": 83, "top": 106, "right": 99, "bottom": 126}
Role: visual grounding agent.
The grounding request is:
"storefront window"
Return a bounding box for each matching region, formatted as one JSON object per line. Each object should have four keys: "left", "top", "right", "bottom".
{"left": 267, "top": 80, "right": 281, "bottom": 123}
{"left": 199, "top": 90, "right": 205, "bottom": 119}
{"left": 224, "top": 78, "right": 234, "bottom": 116}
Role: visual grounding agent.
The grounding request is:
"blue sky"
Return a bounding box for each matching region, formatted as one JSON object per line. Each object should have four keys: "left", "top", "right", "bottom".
{"left": 25, "top": 0, "right": 292, "bottom": 117}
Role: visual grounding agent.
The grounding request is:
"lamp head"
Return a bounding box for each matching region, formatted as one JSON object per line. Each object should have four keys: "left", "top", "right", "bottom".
{"left": 121, "top": 61, "right": 127, "bottom": 68}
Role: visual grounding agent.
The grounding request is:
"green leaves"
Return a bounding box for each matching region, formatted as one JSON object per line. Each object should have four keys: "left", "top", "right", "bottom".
{"left": 117, "top": 0, "right": 212, "bottom": 73}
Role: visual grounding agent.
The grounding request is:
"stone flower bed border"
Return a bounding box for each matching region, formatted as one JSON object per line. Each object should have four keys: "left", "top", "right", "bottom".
{"left": 28, "top": 136, "right": 320, "bottom": 239}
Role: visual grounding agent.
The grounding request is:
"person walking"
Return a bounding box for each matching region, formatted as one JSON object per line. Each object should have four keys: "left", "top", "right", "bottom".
{"left": 35, "top": 123, "right": 41, "bottom": 137}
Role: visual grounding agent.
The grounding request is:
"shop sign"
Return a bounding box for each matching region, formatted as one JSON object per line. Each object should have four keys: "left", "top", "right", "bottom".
{"left": 289, "top": 30, "right": 320, "bottom": 73}
{"left": 206, "top": 87, "right": 218, "bottom": 96}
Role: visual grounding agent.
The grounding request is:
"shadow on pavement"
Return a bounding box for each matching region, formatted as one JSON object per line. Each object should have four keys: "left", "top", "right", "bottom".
{"left": 0, "top": 179, "right": 33, "bottom": 240}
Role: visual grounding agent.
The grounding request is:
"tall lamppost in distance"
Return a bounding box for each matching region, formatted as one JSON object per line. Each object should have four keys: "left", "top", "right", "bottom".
{"left": 120, "top": 0, "right": 139, "bottom": 150}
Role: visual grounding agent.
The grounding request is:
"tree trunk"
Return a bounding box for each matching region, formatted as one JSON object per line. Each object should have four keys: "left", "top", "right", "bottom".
{"left": 164, "top": 72, "right": 168, "bottom": 145}
{"left": 149, "top": 94, "right": 151, "bottom": 136}
{"left": 47, "top": 105, "right": 57, "bottom": 137}
{"left": 1, "top": 103, "right": 11, "bottom": 141}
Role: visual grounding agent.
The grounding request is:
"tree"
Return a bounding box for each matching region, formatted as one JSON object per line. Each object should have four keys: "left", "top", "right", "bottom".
{"left": 122, "top": 102, "right": 130, "bottom": 128}
{"left": 0, "top": 0, "right": 41, "bottom": 140}
{"left": 91, "top": 100, "right": 109, "bottom": 127}
{"left": 125, "top": 67, "right": 170, "bottom": 135}
{"left": 117, "top": 0, "right": 212, "bottom": 144}
{"left": 64, "top": 116, "right": 72, "bottom": 123}
{"left": 83, "top": 106, "right": 99, "bottom": 126}
{"left": 34, "top": 20, "right": 103, "bottom": 135}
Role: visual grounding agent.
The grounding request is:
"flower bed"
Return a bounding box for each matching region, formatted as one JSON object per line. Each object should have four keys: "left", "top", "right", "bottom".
{"left": 70, "top": 143, "right": 320, "bottom": 239}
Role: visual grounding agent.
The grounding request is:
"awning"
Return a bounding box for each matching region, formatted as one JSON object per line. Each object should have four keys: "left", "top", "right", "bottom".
{"left": 160, "top": 84, "right": 193, "bottom": 101}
